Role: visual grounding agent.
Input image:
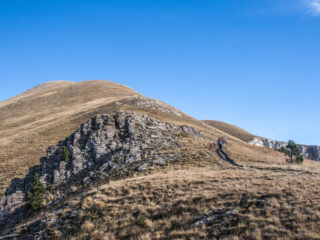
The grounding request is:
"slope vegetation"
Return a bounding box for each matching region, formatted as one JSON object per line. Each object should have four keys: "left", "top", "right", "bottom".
{"left": 203, "top": 120, "right": 320, "bottom": 162}
{"left": 1, "top": 81, "right": 320, "bottom": 240}
{"left": 1, "top": 112, "right": 320, "bottom": 239}
{"left": 0, "top": 80, "right": 140, "bottom": 195}
{"left": 0, "top": 80, "right": 219, "bottom": 196}
{"left": 203, "top": 120, "right": 256, "bottom": 142}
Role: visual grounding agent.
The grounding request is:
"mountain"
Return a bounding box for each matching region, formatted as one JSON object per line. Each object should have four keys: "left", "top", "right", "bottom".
{"left": 1, "top": 80, "right": 320, "bottom": 239}
{"left": 0, "top": 111, "right": 204, "bottom": 230}
{"left": 204, "top": 120, "right": 320, "bottom": 161}
{"left": 0, "top": 80, "right": 207, "bottom": 196}
{"left": 203, "top": 120, "right": 255, "bottom": 143}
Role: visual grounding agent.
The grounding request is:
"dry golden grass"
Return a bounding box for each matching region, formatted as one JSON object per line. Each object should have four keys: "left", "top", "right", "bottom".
{"left": 224, "top": 140, "right": 320, "bottom": 173}
{"left": 0, "top": 80, "right": 210, "bottom": 196}
{"left": 2, "top": 80, "right": 320, "bottom": 240}
{"left": 0, "top": 80, "right": 142, "bottom": 195}
{"left": 6, "top": 129, "right": 320, "bottom": 240}
{"left": 60, "top": 161, "right": 320, "bottom": 240}
{"left": 203, "top": 120, "right": 256, "bottom": 142}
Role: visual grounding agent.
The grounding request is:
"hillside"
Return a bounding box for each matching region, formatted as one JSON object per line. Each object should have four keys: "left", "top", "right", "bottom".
{"left": 204, "top": 120, "right": 320, "bottom": 162}
{"left": 1, "top": 80, "right": 320, "bottom": 239}
{"left": 0, "top": 80, "right": 225, "bottom": 196}
{"left": 1, "top": 111, "right": 320, "bottom": 239}
{"left": 203, "top": 120, "right": 256, "bottom": 143}
{"left": 0, "top": 80, "right": 137, "bottom": 195}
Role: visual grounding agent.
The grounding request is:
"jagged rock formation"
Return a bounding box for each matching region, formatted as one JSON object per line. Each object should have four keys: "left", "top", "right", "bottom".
{"left": 249, "top": 137, "right": 287, "bottom": 150}
{"left": 248, "top": 137, "right": 264, "bottom": 147}
{"left": 0, "top": 81, "right": 204, "bottom": 197}
{"left": 249, "top": 137, "right": 320, "bottom": 161}
{"left": 298, "top": 145, "right": 320, "bottom": 161}
{"left": 0, "top": 111, "right": 204, "bottom": 231}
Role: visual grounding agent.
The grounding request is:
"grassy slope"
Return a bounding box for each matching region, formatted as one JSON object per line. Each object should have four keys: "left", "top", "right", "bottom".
{"left": 12, "top": 135, "right": 320, "bottom": 240}
{"left": 0, "top": 80, "right": 141, "bottom": 195}
{"left": 74, "top": 163, "right": 320, "bottom": 240}
{"left": 1, "top": 80, "right": 320, "bottom": 239}
{"left": 203, "top": 120, "right": 256, "bottom": 143}
{"left": 0, "top": 80, "right": 222, "bottom": 195}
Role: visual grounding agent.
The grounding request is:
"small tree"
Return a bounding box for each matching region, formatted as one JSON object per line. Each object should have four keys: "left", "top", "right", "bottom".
{"left": 27, "top": 173, "right": 45, "bottom": 211}
{"left": 62, "top": 145, "right": 69, "bottom": 162}
{"left": 296, "top": 155, "right": 304, "bottom": 164}
{"left": 282, "top": 140, "right": 304, "bottom": 164}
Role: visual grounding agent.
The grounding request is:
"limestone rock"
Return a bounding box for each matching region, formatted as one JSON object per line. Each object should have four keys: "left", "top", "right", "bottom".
{"left": 248, "top": 137, "right": 264, "bottom": 147}
{"left": 0, "top": 111, "right": 204, "bottom": 229}
{"left": 249, "top": 137, "right": 320, "bottom": 161}
{"left": 180, "top": 125, "right": 205, "bottom": 138}
{"left": 299, "top": 145, "right": 320, "bottom": 161}
{"left": 191, "top": 208, "right": 239, "bottom": 227}
{"left": 136, "top": 163, "right": 150, "bottom": 172}
{"left": 153, "top": 158, "right": 166, "bottom": 166}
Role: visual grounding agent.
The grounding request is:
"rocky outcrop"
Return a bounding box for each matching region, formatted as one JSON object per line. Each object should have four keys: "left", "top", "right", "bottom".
{"left": 191, "top": 208, "right": 239, "bottom": 227}
{"left": 299, "top": 145, "right": 320, "bottom": 161}
{"left": 248, "top": 137, "right": 264, "bottom": 147}
{"left": 0, "top": 111, "right": 204, "bottom": 229}
{"left": 254, "top": 138, "right": 287, "bottom": 151}
{"left": 249, "top": 137, "right": 320, "bottom": 161}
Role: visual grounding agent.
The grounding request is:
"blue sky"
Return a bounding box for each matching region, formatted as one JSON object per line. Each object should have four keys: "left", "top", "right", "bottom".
{"left": 0, "top": 0, "right": 319, "bottom": 145}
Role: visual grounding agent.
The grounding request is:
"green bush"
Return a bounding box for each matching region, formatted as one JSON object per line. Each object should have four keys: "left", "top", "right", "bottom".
{"left": 27, "top": 173, "right": 45, "bottom": 211}
{"left": 62, "top": 145, "right": 69, "bottom": 162}
{"left": 296, "top": 155, "right": 304, "bottom": 164}
{"left": 175, "top": 132, "right": 188, "bottom": 138}
{"left": 136, "top": 216, "right": 147, "bottom": 226}
{"left": 146, "top": 121, "right": 153, "bottom": 126}
{"left": 282, "top": 140, "right": 304, "bottom": 164}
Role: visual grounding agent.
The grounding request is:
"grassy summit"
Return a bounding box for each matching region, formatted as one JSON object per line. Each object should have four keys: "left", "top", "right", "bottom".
{"left": 0, "top": 80, "right": 320, "bottom": 239}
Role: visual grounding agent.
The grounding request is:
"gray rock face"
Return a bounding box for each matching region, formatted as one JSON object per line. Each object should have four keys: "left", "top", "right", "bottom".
{"left": 261, "top": 138, "right": 287, "bottom": 151}
{"left": 299, "top": 145, "right": 320, "bottom": 161}
{"left": 191, "top": 208, "right": 239, "bottom": 227}
{"left": 249, "top": 137, "right": 320, "bottom": 161}
{"left": 248, "top": 137, "right": 264, "bottom": 147}
{"left": 0, "top": 191, "right": 24, "bottom": 224}
{"left": 180, "top": 125, "right": 205, "bottom": 138}
{"left": 0, "top": 111, "right": 204, "bottom": 228}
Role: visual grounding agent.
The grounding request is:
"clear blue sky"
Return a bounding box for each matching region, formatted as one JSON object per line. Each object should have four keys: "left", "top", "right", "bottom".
{"left": 1, "top": 0, "right": 319, "bottom": 145}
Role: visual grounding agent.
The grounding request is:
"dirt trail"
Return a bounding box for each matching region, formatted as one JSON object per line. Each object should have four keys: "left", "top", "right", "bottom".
{"left": 215, "top": 148, "right": 316, "bottom": 175}
{"left": 215, "top": 148, "right": 238, "bottom": 166}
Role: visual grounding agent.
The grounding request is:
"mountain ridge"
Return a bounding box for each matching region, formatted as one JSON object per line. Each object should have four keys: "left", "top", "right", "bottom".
{"left": 204, "top": 120, "right": 320, "bottom": 161}
{"left": 1, "top": 80, "right": 320, "bottom": 239}
{"left": 0, "top": 80, "right": 219, "bottom": 196}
